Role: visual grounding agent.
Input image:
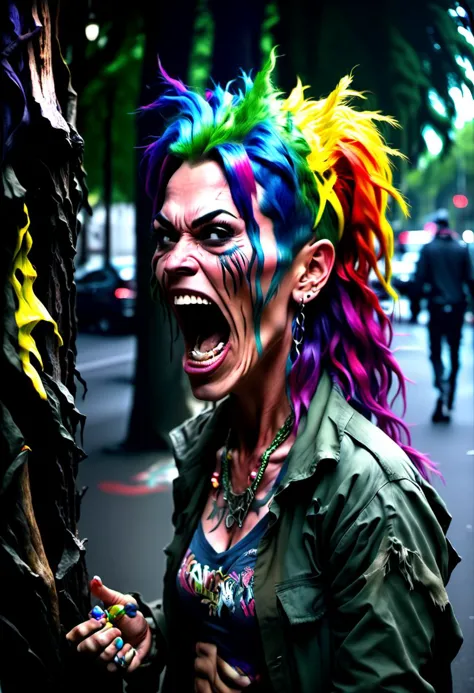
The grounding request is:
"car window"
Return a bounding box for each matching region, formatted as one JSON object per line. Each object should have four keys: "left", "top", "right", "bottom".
{"left": 79, "top": 270, "right": 115, "bottom": 284}
{"left": 75, "top": 257, "right": 135, "bottom": 280}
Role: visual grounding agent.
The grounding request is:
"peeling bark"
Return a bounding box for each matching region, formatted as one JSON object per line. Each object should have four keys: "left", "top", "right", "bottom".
{"left": 0, "top": 2, "right": 121, "bottom": 690}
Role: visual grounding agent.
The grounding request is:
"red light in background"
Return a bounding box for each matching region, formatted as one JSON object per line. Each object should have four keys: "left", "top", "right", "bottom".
{"left": 114, "top": 287, "right": 136, "bottom": 299}
{"left": 453, "top": 194, "right": 468, "bottom": 208}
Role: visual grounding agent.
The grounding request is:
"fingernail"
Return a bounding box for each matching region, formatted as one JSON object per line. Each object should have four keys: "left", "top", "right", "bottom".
{"left": 91, "top": 575, "right": 102, "bottom": 585}
{"left": 114, "top": 654, "right": 126, "bottom": 668}
{"left": 114, "top": 637, "right": 124, "bottom": 650}
{"left": 90, "top": 606, "right": 106, "bottom": 620}
{"left": 124, "top": 648, "right": 136, "bottom": 664}
{"left": 102, "top": 622, "right": 114, "bottom": 630}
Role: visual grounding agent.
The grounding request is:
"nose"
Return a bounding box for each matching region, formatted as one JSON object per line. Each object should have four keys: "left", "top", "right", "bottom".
{"left": 163, "top": 238, "right": 199, "bottom": 278}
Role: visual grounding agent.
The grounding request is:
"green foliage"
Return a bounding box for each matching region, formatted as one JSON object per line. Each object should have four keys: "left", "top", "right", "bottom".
{"left": 405, "top": 120, "right": 474, "bottom": 220}
{"left": 77, "top": 1, "right": 474, "bottom": 205}
{"left": 260, "top": 1, "right": 280, "bottom": 61}
{"left": 272, "top": 0, "right": 474, "bottom": 165}
{"left": 188, "top": 0, "right": 214, "bottom": 90}
{"left": 80, "top": 25, "right": 145, "bottom": 204}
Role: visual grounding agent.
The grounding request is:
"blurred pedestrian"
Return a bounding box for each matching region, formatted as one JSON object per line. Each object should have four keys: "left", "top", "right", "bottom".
{"left": 413, "top": 211, "right": 474, "bottom": 423}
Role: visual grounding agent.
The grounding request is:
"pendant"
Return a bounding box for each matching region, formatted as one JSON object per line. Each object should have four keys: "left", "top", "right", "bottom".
{"left": 225, "top": 487, "right": 254, "bottom": 529}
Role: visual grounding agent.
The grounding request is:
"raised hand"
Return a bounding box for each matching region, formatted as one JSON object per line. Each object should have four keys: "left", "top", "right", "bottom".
{"left": 65, "top": 576, "right": 152, "bottom": 674}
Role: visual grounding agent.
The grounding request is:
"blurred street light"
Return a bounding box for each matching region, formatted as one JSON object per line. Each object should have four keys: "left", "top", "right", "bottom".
{"left": 453, "top": 194, "right": 469, "bottom": 208}
{"left": 85, "top": 18, "right": 99, "bottom": 41}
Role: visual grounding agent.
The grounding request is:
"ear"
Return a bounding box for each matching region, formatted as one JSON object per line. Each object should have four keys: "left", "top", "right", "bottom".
{"left": 292, "top": 239, "right": 335, "bottom": 305}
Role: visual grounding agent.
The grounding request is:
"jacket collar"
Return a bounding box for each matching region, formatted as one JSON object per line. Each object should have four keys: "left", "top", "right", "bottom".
{"left": 169, "top": 371, "right": 354, "bottom": 485}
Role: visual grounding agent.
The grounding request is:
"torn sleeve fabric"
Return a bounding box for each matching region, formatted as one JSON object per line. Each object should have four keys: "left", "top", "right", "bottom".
{"left": 329, "top": 479, "right": 462, "bottom": 692}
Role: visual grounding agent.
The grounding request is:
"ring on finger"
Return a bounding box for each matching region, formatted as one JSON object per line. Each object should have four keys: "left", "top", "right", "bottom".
{"left": 106, "top": 603, "right": 138, "bottom": 625}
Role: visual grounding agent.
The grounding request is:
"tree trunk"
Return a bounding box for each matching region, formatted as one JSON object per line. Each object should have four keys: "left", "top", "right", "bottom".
{"left": 104, "top": 83, "right": 115, "bottom": 267}
{"left": 209, "top": 0, "right": 267, "bottom": 82}
{"left": 0, "top": 1, "right": 120, "bottom": 690}
{"left": 124, "top": 1, "right": 199, "bottom": 452}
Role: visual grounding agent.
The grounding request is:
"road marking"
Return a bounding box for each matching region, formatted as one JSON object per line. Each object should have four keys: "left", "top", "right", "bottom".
{"left": 77, "top": 353, "right": 134, "bottom": 373}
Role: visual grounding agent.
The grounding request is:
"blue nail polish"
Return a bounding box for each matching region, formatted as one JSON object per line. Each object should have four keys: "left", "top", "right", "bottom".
{"left": 114, "top": 637, "right": 124, "bottom": 650}
{"left": 90, "top": 605, "right": 106, "bottom": 620}
{"left": 114, "top": 654, "right": 126, "bottom": 668}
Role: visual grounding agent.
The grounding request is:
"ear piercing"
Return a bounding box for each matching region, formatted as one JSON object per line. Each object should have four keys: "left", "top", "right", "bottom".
{"left": 292, "top": 298, "right": 306, "bottom": 357}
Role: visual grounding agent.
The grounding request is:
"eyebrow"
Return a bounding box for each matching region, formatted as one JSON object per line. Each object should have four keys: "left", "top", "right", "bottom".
{"left": 153, "top": 213, "right": 175, "bottom": 231}
{"left": 153, "top": 209, "right": 238, "bottom": 231}
{"left": 191, "top": 209, "right": 238, "bottom": 228}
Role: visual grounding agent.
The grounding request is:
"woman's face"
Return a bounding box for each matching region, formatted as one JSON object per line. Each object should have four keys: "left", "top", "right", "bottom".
{"left": 152, "top": 159, "right": 300, "bottom": 401}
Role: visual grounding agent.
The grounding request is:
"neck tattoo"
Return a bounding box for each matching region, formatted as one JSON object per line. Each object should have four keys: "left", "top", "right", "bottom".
{"left": 211, "top": 412, "right": 295, "bottom": 530}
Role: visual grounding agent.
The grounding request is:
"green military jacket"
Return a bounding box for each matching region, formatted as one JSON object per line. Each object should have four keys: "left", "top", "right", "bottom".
{"left": 129, "top": 372, "right": 463, "bottom": 693}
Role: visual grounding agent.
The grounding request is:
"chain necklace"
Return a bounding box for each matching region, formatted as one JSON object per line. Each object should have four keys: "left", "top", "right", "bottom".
{"left": 220, "top": 412, "right": 295, "bottom": 530}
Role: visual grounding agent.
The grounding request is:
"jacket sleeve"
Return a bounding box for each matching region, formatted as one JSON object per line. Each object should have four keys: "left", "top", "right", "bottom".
{"left": 328, "top": 479, "right": 463, "bottom": 692}
{"left": 123, "top": 595, "right": 168, "bottom": 693}
{"left": 412, "top": 246, "right": 430, "bottom": 297}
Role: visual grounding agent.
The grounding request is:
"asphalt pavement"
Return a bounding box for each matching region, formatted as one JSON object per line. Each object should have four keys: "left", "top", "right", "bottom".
{"left": 75, "top": 304, "right": 474, "bottom": 691}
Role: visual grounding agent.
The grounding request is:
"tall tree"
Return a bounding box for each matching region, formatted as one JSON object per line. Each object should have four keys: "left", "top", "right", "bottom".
{"left": 273, "top": 0, "right": 474, "bottom": 165}
{"left": 0, "top": 1, "right": 120, "bottom": 690}
{"left": 124, "top": 1, "right": 199, "bottom": 451}
{"left": 125, "top": 0, "right": 275, "bottom": 451}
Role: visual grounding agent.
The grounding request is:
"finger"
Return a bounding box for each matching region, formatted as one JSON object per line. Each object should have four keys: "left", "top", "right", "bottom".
{"left": 90, "top": 575, "right": 138, "bottom": 609}
{"left": 76, "top": 625, "right": 122, "bottom": 655}
{"left": 216, "top": 657, "right": 253, "bottom": 688}
{"left": 124, "top": 647, "right": 142, "bottom": 674}
{"left": 195, "top": 642, "right": 217, "bottom": 684}
{"left": 194, "top": 654, "right": 215, "bottom": 682}
{"left": 66, "top": 617, "right": 108, "bottom": 643}
{"left": 100, "top": 636, "right": 142, "bottom": 674}
{"left": 194, "top": 667, "right": 234, "bottom": 693}
{"left": 194, "top": 679, "right": 213, "bottom": 693}
{"left": 106, "top": 642, "right": 137, "bottom": 673}
{"left": 196, "top": 642, "right": 218, "bottom": 657}
{"left": 98, "top": 635, "right": 124, "bottom": 663}
{"left": 195, "top": 655, "right": 234, "bottom": 693}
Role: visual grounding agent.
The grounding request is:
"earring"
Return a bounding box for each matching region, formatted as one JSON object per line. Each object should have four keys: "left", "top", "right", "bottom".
{"left": 292, "top": 298, "right": 305, "bottom": 357}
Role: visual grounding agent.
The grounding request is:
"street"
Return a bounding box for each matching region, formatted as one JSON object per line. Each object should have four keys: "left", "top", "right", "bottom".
{"left": 75, "top": 308, "right": 474, "bottom": 691}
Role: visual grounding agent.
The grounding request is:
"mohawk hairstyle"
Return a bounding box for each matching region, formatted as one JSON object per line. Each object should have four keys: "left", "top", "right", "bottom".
{"left": 142, "top": 49, "right": 437, "bottom": 480}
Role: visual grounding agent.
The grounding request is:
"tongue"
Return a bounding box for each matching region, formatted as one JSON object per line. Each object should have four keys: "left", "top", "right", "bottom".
{"left": 198, "top": 331, "right": 226, "bottom": 352}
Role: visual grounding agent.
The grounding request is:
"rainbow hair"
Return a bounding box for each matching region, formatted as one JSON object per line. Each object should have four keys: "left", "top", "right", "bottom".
{"left": 142, "top": 50, "right": 437, "bottom": 479}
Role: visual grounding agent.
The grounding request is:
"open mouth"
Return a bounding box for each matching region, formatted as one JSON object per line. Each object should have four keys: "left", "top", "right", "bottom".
{"left": 172, "top": 293, "right": 231, "bottom": 372}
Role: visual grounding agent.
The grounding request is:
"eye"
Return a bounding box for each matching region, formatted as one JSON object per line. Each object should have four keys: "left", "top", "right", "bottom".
{"left": 199, "top": 223, "right": 235, "bottom": 245}
{"left": 152, "top": 226, "right": 177, "bottom": 250}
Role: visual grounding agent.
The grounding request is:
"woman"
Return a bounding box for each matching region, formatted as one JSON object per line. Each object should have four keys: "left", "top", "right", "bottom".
{"left": 66, "top": 51, "right": 463, "bottom": 692}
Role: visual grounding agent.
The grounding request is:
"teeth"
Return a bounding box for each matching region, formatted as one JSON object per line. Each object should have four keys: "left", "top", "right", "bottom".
{"left": 190, "top": 341, "right": 225, "bottom": 362}
{"left": 174, "top": 294, "right": 212, "bottom": 306}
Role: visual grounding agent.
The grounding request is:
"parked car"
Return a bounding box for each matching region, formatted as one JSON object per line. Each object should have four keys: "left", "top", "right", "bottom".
{"left": 75, "top": 255, "right": 137, "bottom": 333}
{"left": 369, "top": 229, "right": 436, "bottom": 321}
{"left": 390, "top": 229, "right": 434, "bottom": 298}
